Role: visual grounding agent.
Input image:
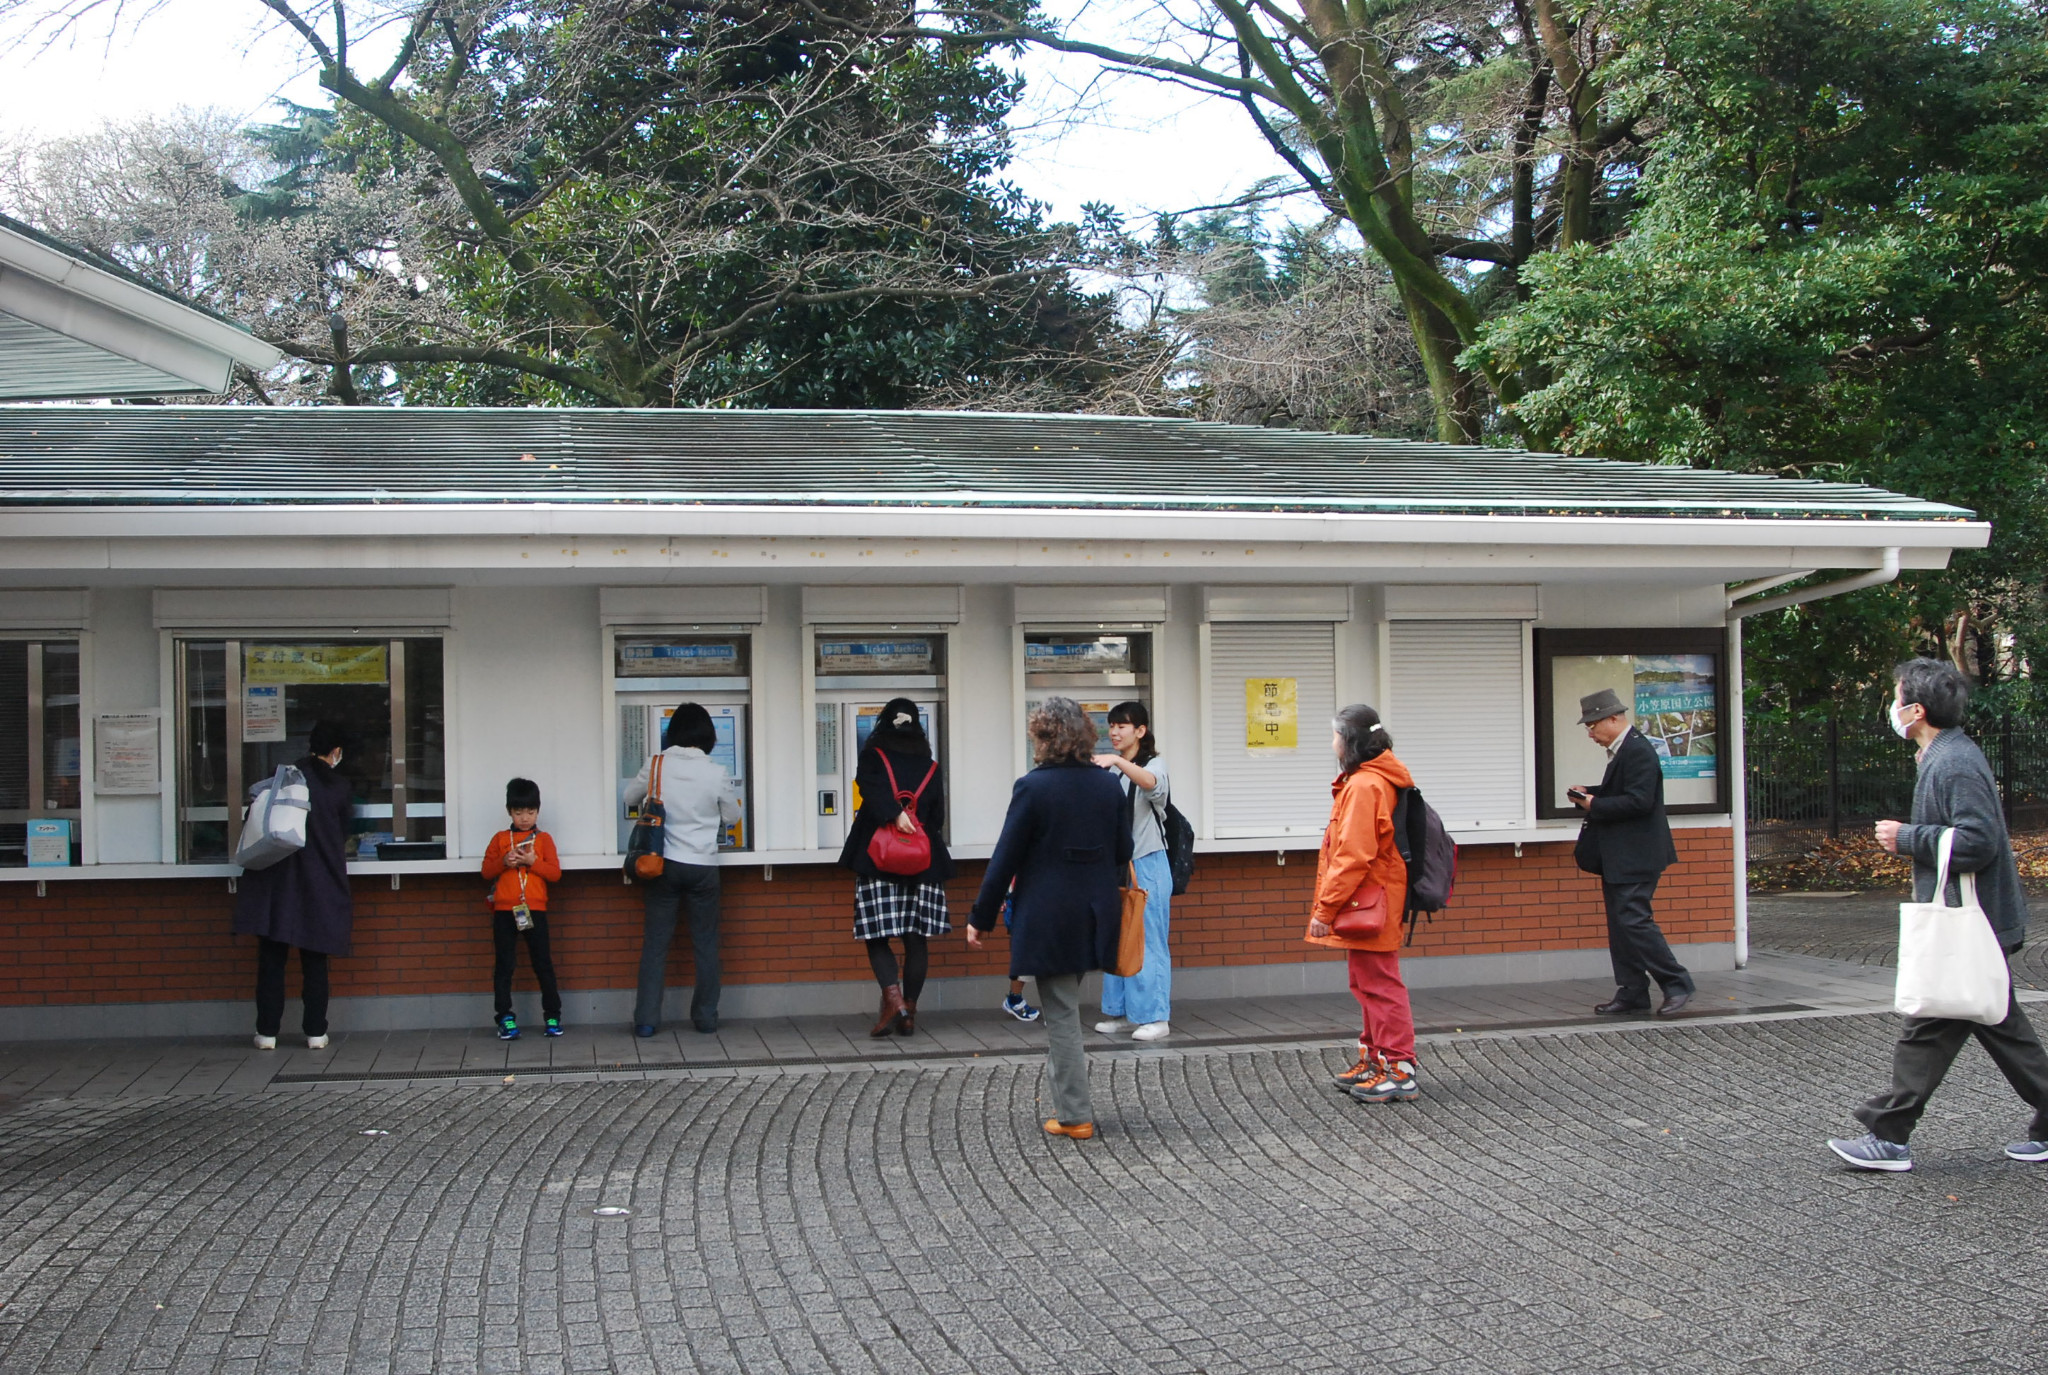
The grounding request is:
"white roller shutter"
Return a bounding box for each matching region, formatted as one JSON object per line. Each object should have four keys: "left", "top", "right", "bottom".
{"left": 1386, "top": 620, "right": 1529, "bottom": 831}
{"left": 1207, "top": 622, "right": 1337, "bottom": 838}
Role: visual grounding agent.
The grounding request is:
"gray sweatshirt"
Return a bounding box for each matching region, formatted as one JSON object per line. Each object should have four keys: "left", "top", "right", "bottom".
{"left": 1894, "top": 728, "right": 2029, "bottom": 953}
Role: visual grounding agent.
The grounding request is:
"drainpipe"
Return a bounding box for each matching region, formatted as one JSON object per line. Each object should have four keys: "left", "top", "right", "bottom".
{"left": 1723, "top": 548, "right": 1903, "bottom": 968}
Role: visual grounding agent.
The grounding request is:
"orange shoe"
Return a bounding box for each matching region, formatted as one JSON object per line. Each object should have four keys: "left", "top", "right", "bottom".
{"left": 1331, "top": 1054, "right": 1381, "bottom": 1089}
{"left": 1043, "top": 1118, "right": 1096, "bottom": 1140}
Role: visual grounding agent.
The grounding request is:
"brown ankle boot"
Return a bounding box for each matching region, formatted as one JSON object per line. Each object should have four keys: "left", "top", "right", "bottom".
{"left": 869, "top": 984, "right": 906, "bottom": 1038}
{"left": 898, "top": 998, "right": 917, "bottom": 1036}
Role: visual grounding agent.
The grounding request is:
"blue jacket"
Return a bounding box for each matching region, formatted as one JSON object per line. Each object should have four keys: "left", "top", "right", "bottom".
{"left": 231, "top": 756, "right": 356, "bottom": 955}
{"left": 1896, "top": 728, "right": 2029, "bottom": 953}
{"left": 970, "top": 761, "right": 1134, "bottom": 978}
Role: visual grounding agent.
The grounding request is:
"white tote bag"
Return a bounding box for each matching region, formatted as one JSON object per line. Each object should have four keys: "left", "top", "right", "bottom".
{"left": 1894, "top": 828, "right": 2011, "bottom": 1025}
{"left": 233, "top": 764, "right": 312, "bottom": 871}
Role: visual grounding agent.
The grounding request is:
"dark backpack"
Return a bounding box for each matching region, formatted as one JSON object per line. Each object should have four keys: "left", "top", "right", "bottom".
{"left": 1123, "top": 778, "right": 1196, "bottom": 897}
{"left": 1391, "top": 785, "right": 1457, "bottom": 945}
{"left": 1156, "top": 791, "right": 1196, "bottom": 897}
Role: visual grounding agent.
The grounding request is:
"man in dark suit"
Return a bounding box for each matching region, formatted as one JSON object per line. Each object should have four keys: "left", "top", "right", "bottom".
{"left": 1571, "top": 687, "right": 1694, "bottom": 1017}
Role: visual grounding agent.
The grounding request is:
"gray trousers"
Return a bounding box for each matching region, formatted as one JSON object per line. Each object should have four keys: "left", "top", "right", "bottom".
{"left": 1035, "top": 972, "right": 1095, "bottom": 1125}
{"left": 635, "top": 860, "right": 722, "bottom": 1028}
{"left": 1855, "top": 981, "right": 2048, "bottom": 1144}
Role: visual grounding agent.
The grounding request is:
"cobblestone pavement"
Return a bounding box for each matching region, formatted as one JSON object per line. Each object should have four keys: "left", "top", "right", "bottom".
{"left": 1750, "top": 891, "right": 2048, "bottom": 989}
{"left": 5, "top": 1010, "right": 2048, "bottom": 1373}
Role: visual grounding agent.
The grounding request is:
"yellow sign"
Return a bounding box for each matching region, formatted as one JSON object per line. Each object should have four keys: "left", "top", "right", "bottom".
{"left": 245, "top": 644, "right": 389, "bottom": 685}
{"left": 1245, "top": 677, "right": 1298, "bottom": 749}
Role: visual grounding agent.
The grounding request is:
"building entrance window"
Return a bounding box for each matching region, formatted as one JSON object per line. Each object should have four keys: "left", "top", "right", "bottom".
{"left": 0, "top": 639, "right": 82, "bottom": 866}
{"left": 175, "top": 638, "right": 445, "bottom": 863}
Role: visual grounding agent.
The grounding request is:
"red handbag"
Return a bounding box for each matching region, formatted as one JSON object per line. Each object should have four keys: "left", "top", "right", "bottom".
{"left": 865, "top": 753, "right": 939, "bottom": 876}
{"left": 1330, "top": 881, "right": 1388, "bottom": 942}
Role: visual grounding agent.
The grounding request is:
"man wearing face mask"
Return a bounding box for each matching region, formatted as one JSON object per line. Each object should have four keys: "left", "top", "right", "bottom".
{"left": 1828, "top": 658, "right": 2048, "bottom": 1172}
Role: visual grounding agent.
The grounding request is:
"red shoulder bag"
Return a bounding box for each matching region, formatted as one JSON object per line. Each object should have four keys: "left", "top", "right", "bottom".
{"left": 865, "top": 752, "right": 938, "bottom": 876}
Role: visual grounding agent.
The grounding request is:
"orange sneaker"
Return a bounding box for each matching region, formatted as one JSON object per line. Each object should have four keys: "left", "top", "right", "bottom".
{"left": 1332, "top": 1054, "right": 1381, "bottom": 1089}
{"left": 1043, "top": 1118, "right": 1096, "bottom": 1140}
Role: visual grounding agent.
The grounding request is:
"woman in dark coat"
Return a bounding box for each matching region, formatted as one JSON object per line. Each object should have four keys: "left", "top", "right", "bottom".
{"left": 839, "top": 697, "right": 953, "bottom": 1036}
{"left": 967, "top": 696, "right": 1132, "bottom": 1139}
{"left": 232, "top": 719, "right": 356, "bottom": 1050}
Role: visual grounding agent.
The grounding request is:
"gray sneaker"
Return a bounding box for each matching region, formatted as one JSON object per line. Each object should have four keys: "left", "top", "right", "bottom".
{"left": 1828, "top": 1133, "right": 1913, "bottom": 1172}
{"left": 2005, "top": 1140, "right": 2048, "bottom": 1162}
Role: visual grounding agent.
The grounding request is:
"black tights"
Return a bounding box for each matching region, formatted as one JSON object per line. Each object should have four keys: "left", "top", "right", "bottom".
{"left": 865, "top": 934, "right": 929, "bottom": 1002}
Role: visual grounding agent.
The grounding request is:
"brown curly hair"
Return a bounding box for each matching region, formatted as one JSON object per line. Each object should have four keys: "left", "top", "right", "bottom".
{"left": 1029, "top": 696, "right": 1098, "bottom": 766}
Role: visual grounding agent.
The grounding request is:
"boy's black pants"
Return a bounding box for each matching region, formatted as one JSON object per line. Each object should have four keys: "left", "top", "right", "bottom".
{"left": 493, "top": 910, "right": 563, "bottom": 1020}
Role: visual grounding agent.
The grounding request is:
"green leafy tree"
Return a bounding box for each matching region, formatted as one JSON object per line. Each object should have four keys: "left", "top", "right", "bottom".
{"left": 1470, "top": 0, "right": 2048, "bottom": 707}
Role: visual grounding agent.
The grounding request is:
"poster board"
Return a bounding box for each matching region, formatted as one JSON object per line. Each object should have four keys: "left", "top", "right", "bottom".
{"left": 1534, "top": 628, "right": 1729, "bottom": 819}
{"left": 94, "top": 712, "right": 162, "bottom": 795}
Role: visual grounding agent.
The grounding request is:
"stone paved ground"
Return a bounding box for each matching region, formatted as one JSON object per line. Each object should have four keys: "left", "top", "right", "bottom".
{"left": 5, "top": 1005, "right": 2048, "bottom": 1373}
{"left": 1749, "top": 890, "right": 2048, "bottom": 988}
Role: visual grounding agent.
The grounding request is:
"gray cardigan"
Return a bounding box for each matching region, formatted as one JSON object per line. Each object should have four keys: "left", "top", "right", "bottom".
{"left": 1895, "top": 728, "right": 2029, "bottom": 953}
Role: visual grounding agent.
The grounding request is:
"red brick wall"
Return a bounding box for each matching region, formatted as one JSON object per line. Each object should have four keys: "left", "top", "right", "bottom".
{"left": 0, "top": 830, "right": 1732, "bottom": 1007}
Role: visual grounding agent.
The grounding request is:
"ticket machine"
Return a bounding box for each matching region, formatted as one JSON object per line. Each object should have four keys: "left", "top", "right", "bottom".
{"left": 613, "top": 634, "right": 751, "bottom": 852}
{"left": 1020, "top": 630, "right": 1152, "bottom": 759}
{"left": 812, "top": 632, "right": 945, "bottom": 849}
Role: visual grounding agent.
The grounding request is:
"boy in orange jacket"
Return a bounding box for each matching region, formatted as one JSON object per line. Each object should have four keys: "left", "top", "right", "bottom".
{"left": 481, "top": 777, "right": 564, "bottom": 1039}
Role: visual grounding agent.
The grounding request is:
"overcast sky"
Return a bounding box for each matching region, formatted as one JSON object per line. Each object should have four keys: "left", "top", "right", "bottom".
{"left": 0, "top": 0, "right": 1298, "bottom": 228}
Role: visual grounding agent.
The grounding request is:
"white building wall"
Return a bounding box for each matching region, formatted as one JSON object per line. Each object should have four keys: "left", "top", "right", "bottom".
{"left": 449, "top": 586, "right": 607, "bottom": 858}
{"left": 949, "top": 583, "right": 1017, "bottom": 848}
{"left": 86, "top": 587, "right": 162, "bottom": 863}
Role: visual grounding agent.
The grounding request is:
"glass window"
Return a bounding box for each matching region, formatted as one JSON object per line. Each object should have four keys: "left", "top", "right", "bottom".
{"left": 176, "top": 638, "right": 446, "bottom": 863}
{"left": 0, "top": 639, "right": 82, "bottom": 867}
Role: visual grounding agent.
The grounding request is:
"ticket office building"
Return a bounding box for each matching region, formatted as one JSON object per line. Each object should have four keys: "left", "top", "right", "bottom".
{"left": 0, "top": 408, "right": 1985, "bottom": 1036}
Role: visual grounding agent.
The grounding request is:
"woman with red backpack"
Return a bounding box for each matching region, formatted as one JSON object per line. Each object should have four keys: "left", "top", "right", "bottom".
{"left": 839, "top": 697, "right": 953, "bottom": 1036}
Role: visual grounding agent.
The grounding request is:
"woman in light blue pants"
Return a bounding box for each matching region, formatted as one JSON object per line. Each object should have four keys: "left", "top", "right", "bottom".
{"left": 1094, "top": 700, "right": 1174, "bottom": 1040}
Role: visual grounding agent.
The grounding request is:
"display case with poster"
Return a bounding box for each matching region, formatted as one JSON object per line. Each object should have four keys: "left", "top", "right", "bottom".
{"left": 1534, "top": 628, "right": 1729, "bottom": 819}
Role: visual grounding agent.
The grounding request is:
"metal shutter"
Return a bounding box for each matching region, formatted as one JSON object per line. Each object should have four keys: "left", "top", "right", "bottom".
{"left": 1387, "top": 620, "right": 1528, "bottom": 831}
{"left": 1208, "top": 622, "right": 1337, "bottom": 837}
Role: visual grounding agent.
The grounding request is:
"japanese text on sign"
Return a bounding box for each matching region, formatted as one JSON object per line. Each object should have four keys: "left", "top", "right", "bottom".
{"left": 244, "top": 643, "right": 389, "bottom": 685}
{"left": 1245, "top": 677, "right": 1298, "bottom": 749}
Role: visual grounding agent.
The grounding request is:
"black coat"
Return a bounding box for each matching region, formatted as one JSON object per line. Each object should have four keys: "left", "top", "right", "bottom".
{"left": 838, "top": 742, "right": 953, "bottom": 884}
{"left": 232, "top": 755, "right": 356, "bottom": 955}
{"left": 1574, "top": 728, "right": 1679, "bottom": 883}
{"left": 970, "top": 760, "right": 1133, "bottom": 979}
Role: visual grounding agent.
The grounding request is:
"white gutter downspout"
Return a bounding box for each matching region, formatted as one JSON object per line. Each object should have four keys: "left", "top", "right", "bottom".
{"left": 1723, "top": 547, "right": 1903, "bottom": 967}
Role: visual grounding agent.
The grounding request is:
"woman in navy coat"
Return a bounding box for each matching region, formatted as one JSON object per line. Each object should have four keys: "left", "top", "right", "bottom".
{"left": 232, "top": 719, "right": 356, "bottom": 1050}
{"left": 968, "top": 696, "right": 1132, "bottom": 1139}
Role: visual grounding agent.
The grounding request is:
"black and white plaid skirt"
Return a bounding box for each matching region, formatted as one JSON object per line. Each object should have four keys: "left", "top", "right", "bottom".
{"left": 852, "top": 877, "right": 952, "bottom": 941}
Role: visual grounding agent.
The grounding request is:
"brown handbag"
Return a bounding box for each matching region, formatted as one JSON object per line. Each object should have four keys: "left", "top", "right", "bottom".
{"left": 1113, "top": 864, "right": 1148, "bottom": 977}
{"left": 1329, "top": 881, "right": 1388, "bottom": 942}
{"left": 624, "top": 754, "right": 667, "bottom": 882}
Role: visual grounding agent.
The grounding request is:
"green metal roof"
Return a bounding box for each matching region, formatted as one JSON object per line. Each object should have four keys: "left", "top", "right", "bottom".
{"left": 0, "top": 405, "right": 1975, "bottom": 520}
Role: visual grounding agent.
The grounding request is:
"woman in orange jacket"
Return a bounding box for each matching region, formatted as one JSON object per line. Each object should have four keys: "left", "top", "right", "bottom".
{"left": 1306, "top": 704, "right": 1420, "bottom": 1104}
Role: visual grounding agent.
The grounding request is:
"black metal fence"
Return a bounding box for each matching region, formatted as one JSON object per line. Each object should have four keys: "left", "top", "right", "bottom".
{"left": 1746, "top": 712, "right": 2048, "bottom": 830}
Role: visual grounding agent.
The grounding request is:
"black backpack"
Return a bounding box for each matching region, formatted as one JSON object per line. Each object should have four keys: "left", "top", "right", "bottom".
{"left": 1391, "top": 785, "right": 1457, "bottom": 945}
{"left": 1125, "top": 779, "right": 1197, "bottom": 897}
{"left": 1156, "top": 791, "right": 1196, "bottom": 897}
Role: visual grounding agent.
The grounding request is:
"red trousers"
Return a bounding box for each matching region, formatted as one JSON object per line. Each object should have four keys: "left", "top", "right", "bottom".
{"left": 1347, "top": 948, "right": 1416, "bottom": 1063}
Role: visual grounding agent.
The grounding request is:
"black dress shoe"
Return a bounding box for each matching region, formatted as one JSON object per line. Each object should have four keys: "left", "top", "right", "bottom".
{"left": 1593, "top": 997, "right": 1652, "bottom": 1016}
{"left": 1657, "top": 990, "right": 1693, "bottom": 1017}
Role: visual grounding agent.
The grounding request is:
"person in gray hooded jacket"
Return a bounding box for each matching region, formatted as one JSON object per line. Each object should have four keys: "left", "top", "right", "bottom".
{"left": 1828, "top": 658, "right": 2048, "bottom": 1172}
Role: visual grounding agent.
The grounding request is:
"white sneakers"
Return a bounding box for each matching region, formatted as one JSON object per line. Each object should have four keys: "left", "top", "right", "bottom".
{"left": 1094, "top": 1017, "right": 1171, "bottom": 1041}
{"left": 306, "top": 1035, "right": 330, "bottom": 1050}
{"left": 252, "top": 1034, "right": 277, "bottom": 1050}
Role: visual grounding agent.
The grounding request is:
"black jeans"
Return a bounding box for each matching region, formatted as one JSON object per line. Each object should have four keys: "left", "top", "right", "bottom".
{"left": 635, "top": 860, "right": 722, "bottom": 1029}
{"left": 1855, "top": 981, "right": 2048, "bottom": 1144}
{"left": 1601, "top": 878, "right": 1694, "bottom": 1005}
{"left": 493, "top": 910, "right": 562, "bottom": 1020}
{"left": 255, "top": 937, "right": 330, "bottom": 1038}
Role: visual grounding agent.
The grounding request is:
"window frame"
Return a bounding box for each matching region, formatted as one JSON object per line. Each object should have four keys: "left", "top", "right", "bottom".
{"left": 1533, "top": 627, "right": 1732, "bottom": 820}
